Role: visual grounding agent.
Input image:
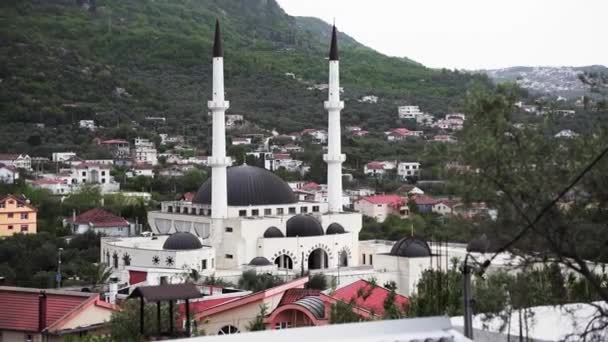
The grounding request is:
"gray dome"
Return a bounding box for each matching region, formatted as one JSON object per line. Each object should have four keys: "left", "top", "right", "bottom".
{"left": 249, "top": 256, "right": 272, "bottom": 266}
{"left": 193, "top": 165, "right": 297, "bottom": 206}
{"left": 263, "top": 226, "right": 284, "bottom": 238}
{"left": 286, "top": 215, "right": 324, "bottom": 237}
{"left": 326, "top": 223, "right": 346, "bottom": 235}
{"left": 162, "top": 232, "right": 203, "bottom": 250}
{"left": 390, "top": 237, "right": 431, "bottom": 258}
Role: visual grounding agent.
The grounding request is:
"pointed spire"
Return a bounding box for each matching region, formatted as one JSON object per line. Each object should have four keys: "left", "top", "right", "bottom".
{"left": 213, "top": 19, "right": 223, "bottom": 57}
{"left": 329, "top": 25, "right": 339, "bottom": 61}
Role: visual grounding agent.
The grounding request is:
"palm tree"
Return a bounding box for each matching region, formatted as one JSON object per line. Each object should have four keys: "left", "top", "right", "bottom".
{"left": 84, "top": 263, "right": 113, "bottom": 292}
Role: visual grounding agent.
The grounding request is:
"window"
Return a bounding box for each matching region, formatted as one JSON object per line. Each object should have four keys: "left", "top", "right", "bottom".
{"left": 369, "top": 255, "right": 373, "bottom": 265}
{"left": 300, "top": 207, "right": 308, "bottom": 213}
{"left": 288, "top": 207, "right": 296, "bottom": 214}
{"left": 264, "top": 208, "right": 272, "bottom": 216}
{"left": 312, "top": 206, "right": 319, "bottom": 212}
{"left": 225, "top": 227, "right": 233, "bottom": 233}
{"left": 252, "top": 209, "right": 259, "bottom": 216}
{"left": 275, "top": 322, "right": 290, "bottom": 329}
{"left": 239, "top": 210, "right": 247, "bottom": 217}
{"left": 113, "top": 253, "right": 119, "bottom": 268}
{"left": 82, "top": 171, "right": 86, "bottom": 176}
{"left": 101, "top": 171, "right": 106, "bottom": 176}
{"left": 101, "top": 179, "right": 106, "bottom": 184}
{"left": 225, "top": 254, "right": 233, "bottom": 259}
{"left": 0, "top": 202, "right": 4, "bottom": 208}
{"left": 218, "top": 325, "right": 239, "bottom": 335}
{"left": 17, "top": 203, "right": 24, "bottom": 208}
{"left": 377, "top": 204, "right": 382, "bottom": 208}
{"left": 202, "top": 259, "right": 207, "bottom": 270}
{"left": 168, "top": 206, "right": 173, "bottom": 213}
{"left": 7, "top": 225, "right": 13, "bottom": 230}
{"left": 362, "top": 254, "right": 366, "bottom": 264}
{"left": 8, "top": 213, "right": 13, "bottom": 218}
{"left": 160, "top": 276, "right": 168, "bottom": 285}
{"left": 212, "top": 258, "right": 215, "bottom": 268}
{"left": 21, "top": 213, "right": 28, "bottom": 219}
{"left": 277, "top": 208, "right": 284, "bottom": 215}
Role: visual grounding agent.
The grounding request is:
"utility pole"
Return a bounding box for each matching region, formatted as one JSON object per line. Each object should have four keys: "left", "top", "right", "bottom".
{"left": 462, "top": 253, "right": 474, "bottom": 340}
{"left": 57, "top": 248, "right": 64, "bottom": 288}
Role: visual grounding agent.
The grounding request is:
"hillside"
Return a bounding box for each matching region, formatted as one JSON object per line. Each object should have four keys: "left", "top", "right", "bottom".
{"left": 481, "top": 65, "right": 608, "bottom": 98}
{"left": 0, "top": 0, "right": 487, "bottom": 153}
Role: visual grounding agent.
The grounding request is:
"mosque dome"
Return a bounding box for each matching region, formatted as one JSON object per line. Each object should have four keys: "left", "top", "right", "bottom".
{"left": 162, "top": 232, "right": 203, "bottom": 250}
{"left": 193, "top": 165, "right": 297, "bottom": 206}
{"left": 390, "top": 237, "right": 431, "bottom": 258}
{"left": 249, "top": 256, "right": 272, "bottom": 266}
{"left": 326, "top": 223, "right": 346, "bottom": 235}
{"left": 286, "top": 215, "right": 324, "bottom": 237}
{"left": 263, "top": 226, "right": 284, "bottom": 238}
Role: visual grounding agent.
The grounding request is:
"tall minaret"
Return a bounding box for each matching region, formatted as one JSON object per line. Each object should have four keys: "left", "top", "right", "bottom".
{"left": 208, "top": 20, "right": 231, "bottom": 220}
{"left": 324, "top": 25, "right": 345, "bottom": 213}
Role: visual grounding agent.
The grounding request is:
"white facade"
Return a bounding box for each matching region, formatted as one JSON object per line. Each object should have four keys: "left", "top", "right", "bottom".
{"left": 134, "top": 138, "right": 158, "bottom": 165}
{"left": 100, "top": 236, "right": 216, "bottom": 283}
{"left": 354, "top": 198, "right": 408, "bottom": 223}
{"left": 231, "top": 137, "right": 251, "bottom": 145}
{"left": 398, "top": 105, "right": 423, "bottom": 120}
{"left": 397, "top": 162, "right": 421, "bottom": 178}
{"left": 64, "top": 164, "right": 120, "bottom": 193}
{"left": 79, "top": 120, "right": 96, "bottom": 130}
{"left": 52, "top": 152, "right": 77, "bottom": 162}
{"left": 264, "top": 155, "right": 303, "bottom": 172}
{"left": 30, "top": 179, "right": 73, "bottom": 195}
{"left": 0, "top": 166, "right": 19, "bottom": 184}
{"left": 225, "top": 114, "right": 244, "bottom": 128}
{"left": 363, "top": 161, "right": 396, "bottom": 176}
{"left": 0, "top": 154, "right": 31, "bottom": 170}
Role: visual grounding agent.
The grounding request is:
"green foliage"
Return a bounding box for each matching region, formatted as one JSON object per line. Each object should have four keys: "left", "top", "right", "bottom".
{"left": 246, "top": 304, "right": 268, "bottom": 331}
{"left": 108, "top": 299, "right": 177, "bottom": 341}
{"left": 407, "top": 265, "right": 463, "bottom": 317}
{"left": 330, "top": 300, "right": 362, "bottom": 324}
{"left": 307, "top": 273, "right": 328, "bottom": 290}
{"left": 237, "top": 270, "right": 284, "bottom": 292}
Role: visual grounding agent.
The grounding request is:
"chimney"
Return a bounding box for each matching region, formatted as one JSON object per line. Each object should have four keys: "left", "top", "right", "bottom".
{"left": 38, "top": 291, "right": 47, "bottom": 332}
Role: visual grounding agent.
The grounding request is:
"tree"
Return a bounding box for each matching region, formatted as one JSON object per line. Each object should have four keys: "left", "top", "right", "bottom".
{"left": 330, "top": 301, "right": 362, "bottom": 324}
{"left": 81, "top": 263, "right": 113, "bottom": 291}
{"left": 307, "top": 273, "right": 328, "bottom": 290}
{"left": 238, "top": 270, "right": 284, "bottom": 292}
{"left": 246, "top": 304, "right": 268, "bottom": 331}
{"left": 108, "top": 299, "right": 176, "bottom": 341}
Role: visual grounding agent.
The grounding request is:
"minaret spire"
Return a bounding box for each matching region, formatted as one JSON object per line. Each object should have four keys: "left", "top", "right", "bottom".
{"left": 324, "top": 24, "right": 345, "bottom": 213}
{"left": 208, "top": 19, "right": 231, "bottom": 221}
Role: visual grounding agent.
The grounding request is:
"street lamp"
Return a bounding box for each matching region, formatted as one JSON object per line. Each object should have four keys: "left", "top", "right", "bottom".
{"left": 57, "top": 248, "right": 64, "bottom": 288}
{"left": 461, "top": 235, "right": 491, "bottom": 339}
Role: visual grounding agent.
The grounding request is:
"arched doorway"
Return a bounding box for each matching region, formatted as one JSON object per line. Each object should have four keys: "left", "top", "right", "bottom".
{"left": 308, "top": 248, "right": 328, "bottom": 270}
{"left": 338, "top": 250, "right": 348, "bottom": 267}
{"left": 218, "top": 325, "right": 239, "bottom": 335}
{"left": 274, "top": 255, "right": 293, "bottom": 269}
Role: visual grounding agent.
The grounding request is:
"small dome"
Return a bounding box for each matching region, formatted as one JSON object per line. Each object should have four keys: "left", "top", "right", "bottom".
{"left": 249, "top": 256, "right": 272, "bottom": 266}
{"left": 263, "top": 226, "right": 284, "bottom": 238}
{"left": 467, "top": 234, "right": 490, "bottom": 253}
{"left": 286, "top": 215, "right": 324, "bottom": 237}
{"left": 162, "top": 232, "right": 203, "bottom": 250}
{"left": 326, "top": 223, "right": 346, "bottom": 235}
{"left": 390, "top": 237, "right": 431, "bottom": 258}
{"left": 193, "top": 165, "right": 297, "bottom": 206}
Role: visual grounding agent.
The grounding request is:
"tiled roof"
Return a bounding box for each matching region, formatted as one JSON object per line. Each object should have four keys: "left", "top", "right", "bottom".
{"left": 362, "top": 194, "right": 405, "bottom": 207}
{"left": 0, "top": 153, "right": 20, "bottom": 160}
{"left": 273, "top": 153, "right": 292, "bottom": 160}
{"left": 0, "top": 194, "right": 36, "bottom": 211}
{"left": 0, "top": 163, "right": 18, "bottom": 172}
{"left": 411, "top": 195, "right": 439, "bottom": 206}
{"left": 279, "top": 288, "right": 321, "bottom": 306}
{"left": 0, "top": 286, "right": 96, "bottom": 333}
{"left": 31, "top": 178, "right": 65, "bottom": 185}
{"left": 301, "top": 182, "right": 320, "bottom": 191}
{"left": 68, "top": 208, "right": 129, "bottom": 227}
{"left": 366, "top": 161, "right": 386, "bottom": 170}
{"left": 332, "top": 280, "right": 408, "bottom": 316}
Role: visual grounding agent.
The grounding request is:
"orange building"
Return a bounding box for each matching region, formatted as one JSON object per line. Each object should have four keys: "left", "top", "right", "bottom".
{"left": 0, "top": 194, "right": 37, "bottom": 237}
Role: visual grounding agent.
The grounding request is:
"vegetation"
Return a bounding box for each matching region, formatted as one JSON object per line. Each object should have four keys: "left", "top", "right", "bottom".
{"left": 307, "top": 273, "right": 328, "bottom": 290}
{"left": 237, "top": 270, "right": 284, "bottom": 292}
{"left": 108, "top": 299, "right": 178, "bottom": 341}
{"left": 246, "top": 304, "right": 268, "bottom": 331}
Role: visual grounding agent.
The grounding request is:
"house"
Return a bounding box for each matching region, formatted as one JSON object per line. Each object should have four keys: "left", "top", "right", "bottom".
{"left": 51, "top": 152, "right": 77, "bottom": 163}
{"left": 99, "top": 139, "right": 130, "bottom": 159}
{"left": 555, "top": 129, "right": 578, "bottom": 138}
{"left": 231, "top": 137, "right": 252, "bottom": 146}
{"left": 433, "top": 134, "right": 457, "bottom": 143}
{"left": 358, "top": 95, "right": 378, "bottom": 103}
{"left": 0, "top": 153, "right": 32, "bottom": 170}
{"left": 29, "top": 178, "right": 72, "bottom": 195}
{"left": 432, "top": 199, "right": 460, "bottom": 216}
{"left": 0, "top": 164, "right": 19, "bottom": 184}
{"left": 301, "top": 129, "right": 328, "bottom": 144}
{"left": 331, "top": 279, "right": 408, "bottom": 316}
{"left": 66, "top": 163, "right": 120, "bottom": 193}
{"left": 397, "top": 105, "right": 423, "bottom": 120}
{"left": 0, "top": 195, "right": 37, "bottom": 236}
{"left": 397, "top": 162, "right": 421, "bottom": 179}
{"left": 363, "top": 161, "right": 396, "bottom": 177}
{"left": 432, "top": 113, "right": 465, "bottom": 131}
{"left": 134, "top": 138, "right": 158, "bottom": 165}
{"left": 395, "top": 184, "right": 424, "bottom": 196}
{"left": 385, "top": 128, "right": 423, "bottom": 141}
{"left": 130, "top": 164, "right": 155, "bottom": 178}
{"left": 0, "top": 286, "right": 116, "bottom": 341}
{"left": 409, "top": 195, "right": 439, "bottom": 214}
{"left": 79, "top": 120, "right": 96, "bottom": 130}
{"left": 283, "top": 144, "right": 302, "bottom": 153}
{"left": 264, "top": 154, "right": 303, "bottom": 172}
{"left": 225, "top": 114, "right": 244, "bottom": 128}
{"left": 159, "top": 134, "right": 184, "bottom": 145}
{"left": 66, "top": 208, "right": 131, "bottom": 236}
{"left": 354, "top": 195, "right": 408, "bottom": 222}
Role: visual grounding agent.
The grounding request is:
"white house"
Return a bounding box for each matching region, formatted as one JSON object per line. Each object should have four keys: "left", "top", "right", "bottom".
{"left": 231, "top": 137, "right": 252, "bottom": 146}
{"left": 30, "top": 178, "right": 73, "bottom": 195}
{"left": 63, "top": 163, "right": 120, "bottom": 193}
{"left": 385, "top": 128, "right": 423, "bottom": 141}
{"left": 397, "top": 162, "right": 421, "bottom": 179}
{"left": 363, "top": 161, "right": 396, "bottom": 177}
{"left": 359, "top": 95, "right": 378, "bottom": 103}
{"left": 264, "top": 154, "right": 303, "bottom": 172}
{"left": 79, "top": 120, "right": 96, "bottom": 130}
{"left": 130, "top": 164, "right": 155, "bottom": 178}
{"left": 0, "top": 154, "right": 32, "bottom": 170}
{"left": 67, "top": 208, "right": 132, "bottom": 237}
{"left": 354, "top": 195, "right": 408, "bottom": 222}
{"left": 134, "top": 138, "right": 158, "bottom": 165}
{"left": 555, "top": 129, "right": 578, "bottom": 138}
{"left": 225, "top": 114, "right": 244, "bottom": 128}
{"left": 51, "top": 152, "right": 77, "bottom": 163}
{"left": 0, "top": 165, "right": 19, "bottom": 184}
{"left": 301, "top": 129, "right": 328, "bottom": 144}
{"left": 398, "top": 105, "right": 423, "bottom": 120}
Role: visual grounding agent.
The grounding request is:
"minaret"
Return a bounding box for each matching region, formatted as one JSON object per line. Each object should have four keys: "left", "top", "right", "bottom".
{"left": 324, "top": 25, "right": 346, "bottom": 213}
{"left": 208, "top": 20, "right": 231, "bottom": 219}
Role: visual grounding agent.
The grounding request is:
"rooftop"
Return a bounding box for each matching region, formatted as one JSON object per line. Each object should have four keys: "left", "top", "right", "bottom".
{"left": 331, "top": 280, "right": 408, "bottom": 316}
{"left": 68, "top": 208, "right": 129, "bottom": 227}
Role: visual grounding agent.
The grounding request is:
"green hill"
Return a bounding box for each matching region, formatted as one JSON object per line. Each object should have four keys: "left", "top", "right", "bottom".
{"left": 0, "top": 0, "right": 487, "bottom": 152}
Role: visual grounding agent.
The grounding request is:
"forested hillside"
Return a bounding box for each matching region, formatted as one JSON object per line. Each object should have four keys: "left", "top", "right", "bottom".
{"left": 0, "top": 0, "right": 487, "bottom": 153}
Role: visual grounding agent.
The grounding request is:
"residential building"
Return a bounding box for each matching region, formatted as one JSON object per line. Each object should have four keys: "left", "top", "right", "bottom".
{"left": 231, "top": 137, "right": 252, "bottom": 145}
{"left": 354, "top": 195, "right": 408, "bottom": 222}
{"left": 397, "top": 162, "right": 421, "bottom": 179}
{"left": 363, "top": 160, "right": 396, "bottom": 177}
{"left": 433, "top": 134, "right": 457, "bottom": 143}
{"left": 99, "top": 139, "right": 130, "bottom": 159}
{"left": 67, "top": 208, "right": 132, "bottom": 236}
{"left": 432, "top": 199, "right": 460, "bottom": 216}
{"left": 0, "top": 286, "right": 116, "bottom": 341}
{"left": 159, "top": 134, "right": 184, "bottom": 145}
{"left": 385, "top": 128, "right": 423, "bottom": 141}
{"left": 0, "top": 194, "right": 37, "bottom": 236}
{"left": 398, "top": 105, "right": 423, "bottom": 120}
{"left": 331, "top": 279, "right": 408, "bottom": 315}
{"left": 29, "top": 178, "right": 72, "bottom": 195}
{"left": 225, "top": 114, "right": 244, "bottom": 128}
{"left": 130, "top": 163, "right": 155, "bottom": 178}
{"left": 409, "top": 195, "right": 439, "bottom": 214}
{"left": 64, "top": 163, "right": 120, "bottom": 193}
{"left": 134, "top": 138, "right": 158, "bottom": 165}
{"left": 0, "top": 164, "right": 19, "bottom": 184}
{"left": 79, "top": 120, "right": 96, "bottom": 130}
{"left": 51, "top": 152, "right": 77, "bottom": 162}
{"left": 555, "top": 129, "right": 578, "bottom": 138}
{"left": 359, "top": 95, "right": 378, "bottom": 103}
{"left": 300, "top": 129, "right": 328, "bottom": 144}
{"left": 395, "top": 184, "right": 424, "bottom": 196}
{"left": 264, "top": 154, "right": 303, "bottom": 172}
{"left": 0, "top": 153, "right": 32, "bottom": 170}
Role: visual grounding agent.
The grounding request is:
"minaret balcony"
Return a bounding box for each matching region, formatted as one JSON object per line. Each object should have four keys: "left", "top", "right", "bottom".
{"left": 208, "top": 100, "right": 230, "bottom": 111}
{"left": 323, "top": 153, "right": 346, "bottom": 163}
{"left": 208, "top": 156, "right": 232, "bottom": 167}
{"left": 324, "top": 100, "right": 344, "bottom": 111}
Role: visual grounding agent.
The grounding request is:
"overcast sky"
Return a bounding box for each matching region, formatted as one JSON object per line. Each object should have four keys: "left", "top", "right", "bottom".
{"left": 277, "top": 0, "right": 607, "bottom": 70}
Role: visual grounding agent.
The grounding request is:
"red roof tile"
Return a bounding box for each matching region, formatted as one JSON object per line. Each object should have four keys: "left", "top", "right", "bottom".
{"left": 366, "top": 161, "right": 387, "bottom": 170}
{"left": 69, "top": 208, "right": 129, "bottom": 227}
{"left": 411, "top": 195, "right": 439, "bottom": 205}
{"left": 362, "top": 194, "right": 405, "bottom": 207}
{"left": 332, "top": 280, "right": 408, "bottom": 316}
{"left": 31, "top": 178, "right": 65, "bottom": 185}
{"left": 278, "top": 288, "right": 321, "bottom": 306}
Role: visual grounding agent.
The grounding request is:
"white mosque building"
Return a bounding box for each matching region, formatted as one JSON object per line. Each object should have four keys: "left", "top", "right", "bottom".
{"left": 102, "top": 22, "right": 363, "bottom": 284}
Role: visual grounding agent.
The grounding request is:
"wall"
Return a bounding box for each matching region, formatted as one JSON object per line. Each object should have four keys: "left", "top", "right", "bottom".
{"left": 0, "top": 197, "right": 37, "bottom": 237}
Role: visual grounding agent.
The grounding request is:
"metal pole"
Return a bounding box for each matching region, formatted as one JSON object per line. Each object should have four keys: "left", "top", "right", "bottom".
{"left": 57, "top": 248, "right": 63, "bottom": 288}
{"left": 169, "top": 300, "right": 174, "bottom": 335}
{"left": 157, "top": 301, "right": 161, "bottom": 336}
{"left": 185, "top": 299, "right": 191, "bottom": 336}
{"left": 462, "top": 254, "right": 474, "bottom": 339}
{"left": 140, "top": 297, "right": 145, "bottom": 335}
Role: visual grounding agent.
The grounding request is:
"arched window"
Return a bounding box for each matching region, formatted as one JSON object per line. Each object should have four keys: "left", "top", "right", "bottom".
{"left": 274, "top": 255, "right": 294, "bottom": 270}
{"left": 122, "top": 253, "right": 131, "bottom": 266}
{"left": 218, "top": 325, "right": 239, "bottom": 335}
{"left": 112, "top": 252, "right": 119, "bottom": 269}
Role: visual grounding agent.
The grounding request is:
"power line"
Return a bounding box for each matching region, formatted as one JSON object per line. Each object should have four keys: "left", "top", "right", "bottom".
{"left": 480, "top": 144, "right": 608, "bottom": 271}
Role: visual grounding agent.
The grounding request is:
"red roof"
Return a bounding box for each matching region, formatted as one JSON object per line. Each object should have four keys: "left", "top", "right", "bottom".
{"left": 182, "top": 192, "right": 195, "bottom": 202}
{"left": 411, "top": 195, "right": 439, "bottom": 206}
{"left": 278, "top": 288, "right": 321, "bottom": 306}
{"left": 0, "top": 163, "right": 18, "bottom": 172}
{"left": 100, "top": 139, "right": 128, "bottom": 145}
{"left": 31, "top": 178, "right": 65, "bottom": 185}
{"left": 178, "top": 295, "right": 245, "bottom": 317}
{"left": 362, "top": 194, "right": 405, "bottom": 207}
{"left": 301, "top": 182, "right": 320, "bottom": 191}
{"left": 69, "top": 208, "right": 129, "bottom": 227}
{"left": 331, "top": 280, "right": 408, "bottom": 316}
{"left": 0, "top": 153, "right": 20, "bottom": 160}
{"left": 273, "top": 153, "right": 292, "bottom": 160}
{"left": 391, "top": 128, "right": 411, "bottom": 136}
{"left": 366, "top": 161, "right": 387, "bottom": 170}
{"left": 0, "top": 194, "right": 37, "bottom": 211}
{"left": 0, "top": 287, "right": 98, "bottom": 333}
